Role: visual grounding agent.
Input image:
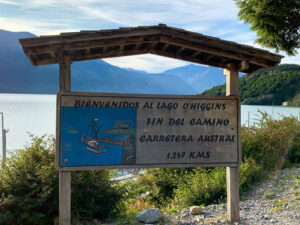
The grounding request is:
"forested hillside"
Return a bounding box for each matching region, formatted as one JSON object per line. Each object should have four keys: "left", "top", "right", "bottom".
{"left": 202, "top": 64, "right": 300, "bottom": 106}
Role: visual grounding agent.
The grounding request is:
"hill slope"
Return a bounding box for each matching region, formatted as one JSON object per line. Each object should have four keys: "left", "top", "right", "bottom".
{"left": 0, "top": 29, "right": 196, "bottom": 95}
{"left": 163, "top": 64, "right": 225, "bottom": 93}
{"left": 202, "top": 64, "right": 300, "bottom": 105}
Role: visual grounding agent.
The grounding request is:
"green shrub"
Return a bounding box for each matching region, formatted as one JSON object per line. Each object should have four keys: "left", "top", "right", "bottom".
{"left": 123, "top": 168, "right": 191, "bottom": 207}
{"left": 0, "top": 135, "right": 123, "bottom": 225}
{"left": 239, "top": 158, "right": 262, "bottom": 192}
{"left": 71, "top": 170, "right": 123, "bottom": 223}
{"left": 0, "top": 135, "right": 58, "bottom": 225}
{"left": 241, "top": 112, "right": 298, "bottom": 171}
{"left": 285, "top": 120, "right": 300, "bottom": 165}
{"left": 174, "top": 168, "right": 226, "bottom": 207}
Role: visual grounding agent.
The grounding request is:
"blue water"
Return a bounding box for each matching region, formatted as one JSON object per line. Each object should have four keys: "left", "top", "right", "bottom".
{"left": 0, "top": 94, "right": 299, "bottom": 152}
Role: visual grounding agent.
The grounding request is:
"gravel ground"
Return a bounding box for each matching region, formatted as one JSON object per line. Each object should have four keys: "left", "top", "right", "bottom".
{"left": 174, "top": 166, "right": 300, "bottom": 225}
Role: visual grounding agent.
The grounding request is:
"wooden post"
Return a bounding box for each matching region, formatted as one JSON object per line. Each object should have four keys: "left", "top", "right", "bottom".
{"left": 59, "top": 54, "right": 71, "bottom": 92}
{"left": 1, "top": 112, "right": 6, "bottom": 167}
{"left": 224, "top": 63, "right": 240, "bottom": 222}
{"left": 58, "top": 52, "right": 71, "bottom": 225}
{"left": 59, "top": 171, "right": 71, "bottom": 225}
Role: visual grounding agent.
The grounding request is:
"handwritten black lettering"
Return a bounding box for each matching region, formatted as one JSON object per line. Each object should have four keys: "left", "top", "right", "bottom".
{"left": 73, "top": 100, "right": 139, "bottom": 108}
{"left": 139, "top": 135, "right": 193, "bottom": 143}
{"left": 197, "top": 135, "right": 235, "bottom": 143}
{"left": 190, "top": 118, "right": 229, "bottom": 126}
{"left": 169, "top": 118, "right": 185, "bottom": 125}
{"left": 156, "top": 102, "right": 178, "bottom": 110}
{"left": 189, "top": 151, "right": 211, "bottom": 159}
{"left": 146, "top": 118, "right": 163, "bottom": 126}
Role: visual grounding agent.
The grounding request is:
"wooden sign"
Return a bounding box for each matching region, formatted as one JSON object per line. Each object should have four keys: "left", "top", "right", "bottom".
{"left": 56, "top": 92, "right": 240, "bottom": 171}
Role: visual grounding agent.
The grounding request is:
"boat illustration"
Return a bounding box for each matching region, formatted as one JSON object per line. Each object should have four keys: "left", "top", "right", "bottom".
{"left": 84, "top": 118, "right": 108, "bottom": 154}
{"left": 83, "top": 118, "right": 136, "bottom": 163}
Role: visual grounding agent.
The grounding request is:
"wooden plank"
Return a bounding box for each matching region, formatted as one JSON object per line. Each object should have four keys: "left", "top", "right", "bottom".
{"left": 191, "top": 50, "right": 202, "bottom": 57}
{"left": 150, "top": 49, "right": 226, "bottom": 68}
{"left": 19, "top": 28, "right": 162, "bottom": 48}
{"left": 25, "top": 37, "right": 160, "bottom": 56}
{"left": 160, "top": 35, "right": 274, "bottom": 69}
{"left": 59, "top": 162, "right": 239, "bottom": 171}
{"left": 161, "top": 28, "right": 282, "bottom": 61}
{"left": 175, "top": 46, "right": 186, "bottom": 55}
{"left": 71, "top": 48, "right": 150, "bottom": 61}
{"left": 224, "top": 63, "right": 240, "bottom": 222}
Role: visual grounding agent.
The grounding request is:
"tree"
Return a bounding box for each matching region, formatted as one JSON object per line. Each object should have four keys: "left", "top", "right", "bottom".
{"left": 235, "top": 0, "right": 300, "bottom": 55}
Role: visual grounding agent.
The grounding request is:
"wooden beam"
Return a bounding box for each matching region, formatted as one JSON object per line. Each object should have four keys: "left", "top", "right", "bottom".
{"left": 161, "top": 43, "right": 169, "bottom": 51}
{"left": 151, "top": 49, "right": 225, "bottom": 68}
{"left": 119, "top": 44, "right": 125, "bottom": 52}
{"left": 239, "top": 60, "right": 249, "bottom": 72}
{"left": 25, "top": 36, "right": 161, "bottom": 56}
{"left": 175, "top": 46, "right": 186, "bottom": 55}
{"left": 224, "top": 63, "right": 240, "bottom": 223}
{"left": 58, "top": 51, "right": 71, "bottom": 225}
{"left": 161, "top": 35, "right": 273, "bottom": 69}
{"left": 19, "top": 28, "right": 162, "bottom": 48}
{"left": 147, "top": 41, "right": 159, "bottom": 51}
{"left": 191, "top": 50, "right": 202, "bottom": 57}
{"left": 224, "top": 63, "right": 239, "bottom": 96}
{"left": 71, "top": 48, "right": 150, "bottom": 61}
{"left": 59, "top": 53, "right": 71, "bottom": 92}
{"left": 161, "top": 28, "right": 282, "bottom": 61}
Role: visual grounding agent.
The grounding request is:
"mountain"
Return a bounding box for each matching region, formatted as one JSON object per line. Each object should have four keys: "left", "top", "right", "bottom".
{"left": 202, "top": 64, "right": 300, "bottom": 106}
{"left": 163, "top": 64, "right": 226, "bottom": 93}
{"left": 0, "top": 30, "right": 59, "bottom": 93}
{"left": 0, "top": 30, "right": 196, "bottom": 95}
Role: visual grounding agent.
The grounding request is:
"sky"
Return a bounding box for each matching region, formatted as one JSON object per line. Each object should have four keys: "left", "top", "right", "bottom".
{"left": 0, "top": 0, "right": 299, "bottom": 73}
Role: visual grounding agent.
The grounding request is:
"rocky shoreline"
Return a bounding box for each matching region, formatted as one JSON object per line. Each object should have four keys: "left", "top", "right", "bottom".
{"left": 102, "top": 166, "right": 300, "bottom": 225}
{"left": 173, "top": 166, "right": 300, "bottom": 225}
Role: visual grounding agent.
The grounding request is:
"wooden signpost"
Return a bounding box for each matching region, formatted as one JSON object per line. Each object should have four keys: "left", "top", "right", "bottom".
{"left": 19, "top": 24, "right": 283, "bottom": 225}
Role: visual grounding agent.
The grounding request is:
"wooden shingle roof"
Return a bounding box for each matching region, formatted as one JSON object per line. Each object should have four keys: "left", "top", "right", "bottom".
{"left": 19, "top": 24, "right": 283, "bottom": 73}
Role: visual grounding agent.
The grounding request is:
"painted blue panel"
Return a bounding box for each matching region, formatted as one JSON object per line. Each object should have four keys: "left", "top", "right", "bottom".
{"left": 60, "top": 107, "right": 137, "bottom": 166}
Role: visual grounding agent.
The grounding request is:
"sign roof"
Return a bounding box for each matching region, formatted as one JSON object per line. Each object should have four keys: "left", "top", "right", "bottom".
{"left": 19, "top": 24, "right": 283, "bottom": 73}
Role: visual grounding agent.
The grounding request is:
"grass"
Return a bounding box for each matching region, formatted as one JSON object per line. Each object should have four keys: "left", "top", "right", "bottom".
{"left": 273, "top": 199, "right": 289, "bottom": 208}
{"left": 270, "top": 207, "right": 282, "bottom": 212}
{"left": 264, "top": 190, "right": 276, "bottom": 198}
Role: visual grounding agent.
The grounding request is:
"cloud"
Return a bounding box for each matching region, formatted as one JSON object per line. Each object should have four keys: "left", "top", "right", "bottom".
{"left": 0, "top": 0, "right": 18, "bottom": 5}
{"left": 0, "top": 17, "right": 75, "bottom": 35}
{"left": 281, "top": 53, "right": 300, "bottom": 65}
{"left": 0, "top": 0, "right": 297, "bottom": 72}
{"left": 103, "top": 54, "right": 189, "bottom": 73}
{"left": 8, "top": 0, "right": 239, "bottom": 33}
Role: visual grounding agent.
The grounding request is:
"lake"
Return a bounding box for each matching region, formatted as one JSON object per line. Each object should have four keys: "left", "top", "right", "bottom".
{"left": 0, "top": 93, "right": 299, "bottom": 152}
